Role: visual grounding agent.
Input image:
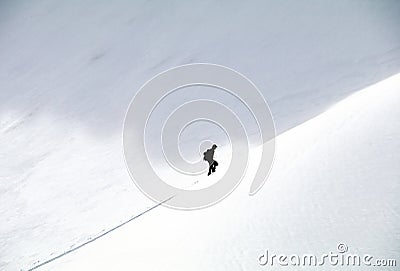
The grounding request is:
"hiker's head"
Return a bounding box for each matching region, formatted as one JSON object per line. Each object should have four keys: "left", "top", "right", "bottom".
{"left": 212, "top": 144, "right": 217, "bottom": 149}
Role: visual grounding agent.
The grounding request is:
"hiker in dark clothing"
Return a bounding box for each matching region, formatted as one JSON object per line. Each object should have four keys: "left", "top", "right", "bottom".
{"left": 203, "top": 144, "right": 218, "bottom": 176}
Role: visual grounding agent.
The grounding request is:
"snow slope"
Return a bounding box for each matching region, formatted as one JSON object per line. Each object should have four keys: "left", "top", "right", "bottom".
{"left": 42, "top": 72, "right": 400, "bottom": 271}
{"left": 0, "top": 1, "right": 400, "bottom": 270}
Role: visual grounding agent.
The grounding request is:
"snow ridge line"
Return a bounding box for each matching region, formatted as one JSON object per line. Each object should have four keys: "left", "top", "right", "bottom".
{"left": 24, "top": 195, "right": 175, "bottom": 271}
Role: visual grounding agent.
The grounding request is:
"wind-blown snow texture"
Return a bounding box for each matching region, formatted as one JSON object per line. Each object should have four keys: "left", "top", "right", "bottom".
{"left": 0, "top": 1, "right": 399, "bottom": 270}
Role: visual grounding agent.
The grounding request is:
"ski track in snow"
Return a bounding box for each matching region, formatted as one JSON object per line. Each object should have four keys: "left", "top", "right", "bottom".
{"left": 25, "top": 196, "right": 174, "bottom": 271}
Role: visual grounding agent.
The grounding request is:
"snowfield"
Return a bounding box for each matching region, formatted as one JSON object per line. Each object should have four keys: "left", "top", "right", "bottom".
{"left": 0, "top": 1, "right": 399, "bottom": 270}
{"left": 40, "top": 72, "right": 400, "bottom": 271}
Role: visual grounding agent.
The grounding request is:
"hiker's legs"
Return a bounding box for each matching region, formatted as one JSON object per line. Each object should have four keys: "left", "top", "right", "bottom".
{"left": 208, "top": 164, "right": 212, "bottom": 175}
{"left": 208, "top": 161, "right": 218, "bottom": 175}
{"left": 211, "top": 160, "right": 218, "bottom": 172}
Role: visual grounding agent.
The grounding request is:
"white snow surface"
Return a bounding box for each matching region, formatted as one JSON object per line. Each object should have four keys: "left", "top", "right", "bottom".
{"left": 0, "top": 1, "right": 399, "bottom": 270}
{"left": 42, "top": 70, "right": 400, "bottom": 271}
